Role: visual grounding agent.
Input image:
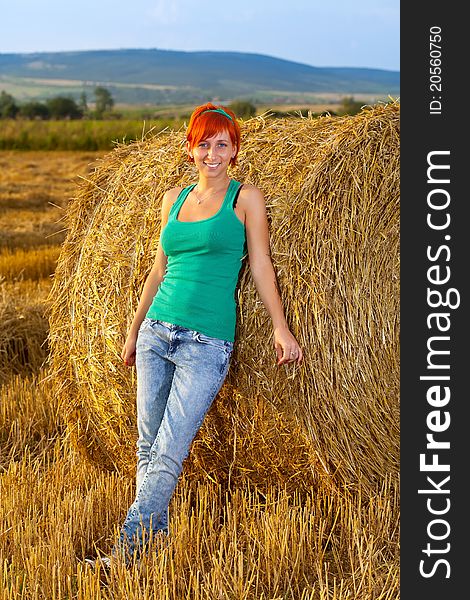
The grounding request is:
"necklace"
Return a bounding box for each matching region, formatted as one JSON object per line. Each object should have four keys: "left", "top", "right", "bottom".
{"left": 193, "top": 181, "right": 230, "bottom": 205}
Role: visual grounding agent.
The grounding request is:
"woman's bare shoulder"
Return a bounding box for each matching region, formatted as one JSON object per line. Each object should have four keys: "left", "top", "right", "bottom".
{"left": 238, "top": 183, "right": 266, "bottom": 210}
{"left": 239, "top": 182, "right": 264, "bottom": 196}
{"left": 163, "top": 186, "right": 184, "bottom": 204}
{"left": 160, "top": 186, "right": 185, "bottom": 213}
{"left": 159, "top": 186, "right": 185, "bottom": 223}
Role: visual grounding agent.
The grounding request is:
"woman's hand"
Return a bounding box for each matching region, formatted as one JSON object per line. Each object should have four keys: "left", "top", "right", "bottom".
{"left": 274, "top": 325, "right": 303, "bottom": 366}
{"left": 121, "top": 334, "right": 137, "bottom": 367}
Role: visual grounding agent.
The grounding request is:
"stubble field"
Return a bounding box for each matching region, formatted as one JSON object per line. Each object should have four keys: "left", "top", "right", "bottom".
{"left": 0, "top": 150, "right": 399, "bottom": 599}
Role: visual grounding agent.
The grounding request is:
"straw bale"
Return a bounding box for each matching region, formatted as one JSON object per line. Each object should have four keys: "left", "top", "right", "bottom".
{"left": 46, "top": 102, "right": 400, "bottom": 492}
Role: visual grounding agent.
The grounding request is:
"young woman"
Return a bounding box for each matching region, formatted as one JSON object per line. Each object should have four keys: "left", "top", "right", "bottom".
{"left": 88, "top": 102, "right": 303, "bottom": 568}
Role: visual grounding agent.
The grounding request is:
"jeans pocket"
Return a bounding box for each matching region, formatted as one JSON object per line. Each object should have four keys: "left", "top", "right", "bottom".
{"left": 193, "top": 331, "right": 233, "bottom": 353}
{"left": 139, "top": 318, "right": 151, "bottom": 331}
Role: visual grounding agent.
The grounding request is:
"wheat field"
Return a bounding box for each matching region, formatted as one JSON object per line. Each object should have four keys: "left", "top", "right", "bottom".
{"left": 0, "top": 147, "right": 399, "bottom": 599}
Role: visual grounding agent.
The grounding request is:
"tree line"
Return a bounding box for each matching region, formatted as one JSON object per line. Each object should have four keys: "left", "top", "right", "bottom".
{"left": 230, "top": 98, "right": 366, "bottom": 118}
{"left": 0, "top": 87, "right": 115, "bottom": 120}
{"left": 1, "top": 92, "right": 367, "bottom": 122}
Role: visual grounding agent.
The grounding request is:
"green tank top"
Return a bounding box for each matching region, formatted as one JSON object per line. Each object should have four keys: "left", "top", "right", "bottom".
{"left": 145, "top": 178, "right": 247, "bottom": 342}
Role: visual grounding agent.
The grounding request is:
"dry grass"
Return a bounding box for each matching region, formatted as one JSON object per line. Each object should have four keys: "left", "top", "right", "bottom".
{"left": 0, "top": 208, "right": 68, "bottom": 250}
{"left": 0, "top": 278, "right": 51, "bottom": 384}
{"left": 0, "top": 151, "right": 98, "bottom": 383}
{"left": 47, "top": 103, "right": 400, "bottom": 493}
{"left": 0, "top": 151, "right": 102, "bottom": 250}
{"left": 0, "top": 246, "right": 60, "bottom": 281}
{"left": 0, "top": 152, "right": 102, "bottom": 379}
{"left": 0, "top": 369, "right": 399, "bottom": 600}
{"left": 0, "top": 368, "right": 62, "bottom": 467}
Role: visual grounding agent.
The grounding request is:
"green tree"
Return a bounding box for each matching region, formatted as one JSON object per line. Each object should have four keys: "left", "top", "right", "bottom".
{"left": 94, "top": 87, "right": 114, "bottom": 117}
{"left": 0, "top": 91, "right": 19, "bottom": 118}
{"left": 19, "top": 101, "right": 50, "bottom": 120}
{"left": 228, "top": 99, "right": 256, "bottom": 119}
{"left": 78, "top": 91, "right": 88, "bottom": 115}
{"left": 46, "top": 96, "right": 83, "bottom": 119}
{"left": 338, "top": 96, "right": 364, "bottom": 116}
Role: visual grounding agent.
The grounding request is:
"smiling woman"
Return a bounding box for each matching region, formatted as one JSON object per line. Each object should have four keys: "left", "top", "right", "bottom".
{"left": 84, "top": 102, "right": 303, "bottom": 569}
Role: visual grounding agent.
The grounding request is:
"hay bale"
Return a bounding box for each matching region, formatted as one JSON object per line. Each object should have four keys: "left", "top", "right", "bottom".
{"left": 46, "top": 102, "right": 399, "bottom": 492}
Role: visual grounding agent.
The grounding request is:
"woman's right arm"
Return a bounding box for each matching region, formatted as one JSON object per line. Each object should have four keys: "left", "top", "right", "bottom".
{"left": 121, "top": 188, "right": 179, "bottom": 366}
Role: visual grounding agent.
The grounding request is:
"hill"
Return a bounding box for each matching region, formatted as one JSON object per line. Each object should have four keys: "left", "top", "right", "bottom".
{"left": 0, "top": 49, "right": 400, "bottom": 105}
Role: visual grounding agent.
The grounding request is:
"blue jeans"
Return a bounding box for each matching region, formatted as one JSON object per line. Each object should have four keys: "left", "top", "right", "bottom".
{"left": 113, "top": 318, "right": 234, "bottom": 559}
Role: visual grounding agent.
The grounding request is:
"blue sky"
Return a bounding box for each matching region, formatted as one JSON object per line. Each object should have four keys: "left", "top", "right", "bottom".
{"left": 1, "top": 0, "right": 399, "bottom": 71}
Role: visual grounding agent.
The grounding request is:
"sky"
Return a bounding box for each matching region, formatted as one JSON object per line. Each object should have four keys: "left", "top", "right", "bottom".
{"left": 0, "top": 0, "right": 399, "bottom": 71}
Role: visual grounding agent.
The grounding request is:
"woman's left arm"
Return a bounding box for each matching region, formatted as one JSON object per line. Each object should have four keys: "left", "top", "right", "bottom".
{"left": 243, "top": 185, "right": 303, "bottom": 366}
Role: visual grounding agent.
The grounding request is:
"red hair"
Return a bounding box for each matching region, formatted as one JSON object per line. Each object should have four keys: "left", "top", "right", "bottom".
{"left": 186, "top": 102, "right": 241, "bottom": 167}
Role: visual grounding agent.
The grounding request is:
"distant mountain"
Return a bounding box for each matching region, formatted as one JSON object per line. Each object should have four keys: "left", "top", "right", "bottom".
{"left": 0, "top": 49, "right": 400, "bottom": 105}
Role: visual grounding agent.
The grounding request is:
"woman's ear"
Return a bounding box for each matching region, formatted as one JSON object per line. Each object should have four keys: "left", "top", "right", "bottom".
{"left": 186, "top": 140, "right": 193, "bottom": 159}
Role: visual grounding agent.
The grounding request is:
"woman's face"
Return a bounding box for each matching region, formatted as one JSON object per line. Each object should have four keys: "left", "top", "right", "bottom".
{"left": 188, "top": 130, "right": 237, "bottom": 176}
